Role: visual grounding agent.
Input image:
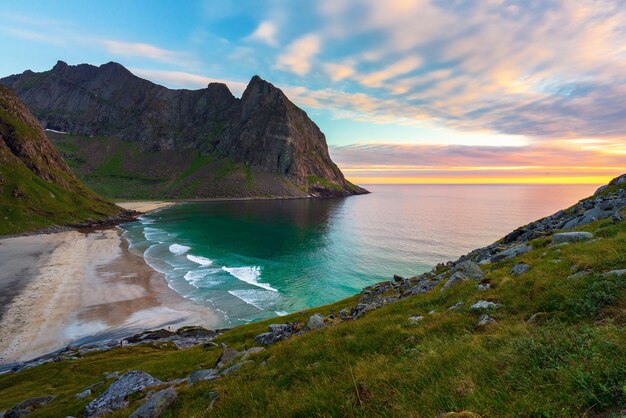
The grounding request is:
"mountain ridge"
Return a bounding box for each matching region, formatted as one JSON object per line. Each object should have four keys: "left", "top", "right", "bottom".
{"left": 1, "top": 61, "right": 367, "bottom": 199}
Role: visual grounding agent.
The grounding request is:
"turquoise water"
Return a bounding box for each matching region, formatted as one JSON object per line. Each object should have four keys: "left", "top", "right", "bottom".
{"left": 120, "top": 184, "right": 598, "bottom": 326}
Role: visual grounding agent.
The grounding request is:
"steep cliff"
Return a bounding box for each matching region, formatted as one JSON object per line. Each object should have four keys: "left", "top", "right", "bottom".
{"left": 1, "top": 61, "right": 367, "bottom": 199}
{"left": 0, "top": 84, "right": 122, "bottom": 235}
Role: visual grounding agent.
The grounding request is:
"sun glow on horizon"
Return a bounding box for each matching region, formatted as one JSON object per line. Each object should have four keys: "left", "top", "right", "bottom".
{"left": 348, "top": 176, "right": 612, "bottom": 185}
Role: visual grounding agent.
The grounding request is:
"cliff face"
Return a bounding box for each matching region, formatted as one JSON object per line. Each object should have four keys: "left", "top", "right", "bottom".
{"left": 1, "top": 61, "right": 367, "bottom": 198}
{"left": 0, "top": 84, "right": 121, "bottom": 235}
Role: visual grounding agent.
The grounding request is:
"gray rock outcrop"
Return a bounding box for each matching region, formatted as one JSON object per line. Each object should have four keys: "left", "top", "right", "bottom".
{"left": 129, "top": 387, "right": 177, "bottom": 418}
{"left": 84, "top": 371, "right": 162, "bottom": 417}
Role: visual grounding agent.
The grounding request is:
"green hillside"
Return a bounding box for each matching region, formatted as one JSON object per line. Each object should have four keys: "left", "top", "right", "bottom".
{"left": 0, "top": 85, "right": 121, "bottom": 235}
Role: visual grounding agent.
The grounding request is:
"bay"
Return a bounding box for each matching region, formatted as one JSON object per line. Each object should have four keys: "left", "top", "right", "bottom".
{"left": 120, "top": 184, "right": 598, "bottom": 326}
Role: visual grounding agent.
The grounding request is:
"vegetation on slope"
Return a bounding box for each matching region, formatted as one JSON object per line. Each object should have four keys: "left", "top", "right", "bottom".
{"left": 1, "top": 187, "right": 625, "bottom": 416}
{"left": 0, "top": 86, "right": 120, "bottom": 235}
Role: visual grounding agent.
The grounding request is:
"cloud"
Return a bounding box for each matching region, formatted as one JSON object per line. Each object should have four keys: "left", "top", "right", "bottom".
{"left": 247, "top": 21, "right": 278, "bottom": 46}
{"left": 129, "top": 68, "right": 248, "bottom": 96}
{"left": 100, "top": 40, "right": 184, "bottom": 65}
{"left": 323, "top": 63, "right": 355, "bottom": 81}
{"left": 275, "top": 33, "right": 321, "bottom": 75}
{"left": 330, "top": 142, "right": 626, "bottom": 182}
{"left": 356, "top": 56, "right": 422, "bottom": 88}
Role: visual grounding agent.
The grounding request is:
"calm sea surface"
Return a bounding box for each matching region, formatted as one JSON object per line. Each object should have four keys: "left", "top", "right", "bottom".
{"left": 120, "top": 184, "right": 598, "bottom": 326}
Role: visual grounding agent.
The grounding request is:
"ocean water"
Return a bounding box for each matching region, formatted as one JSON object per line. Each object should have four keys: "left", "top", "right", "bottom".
{"left": 120, "top": 184, "right": 598, "bottom": 326}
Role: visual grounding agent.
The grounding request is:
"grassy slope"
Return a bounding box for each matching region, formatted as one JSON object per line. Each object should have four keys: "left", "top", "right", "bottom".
{"left": 1, "top": 199, "right": 625, "bottom": 416}
{"left": 0, "top": 91, "right": 119, "bottom": 235}
{"left": 49, "top": 133, "right": 309, "bottom": 200}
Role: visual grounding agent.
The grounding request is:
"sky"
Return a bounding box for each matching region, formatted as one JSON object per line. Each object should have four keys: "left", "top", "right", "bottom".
{"left": 1, "top": 0, "right": 625, "bottom": 184}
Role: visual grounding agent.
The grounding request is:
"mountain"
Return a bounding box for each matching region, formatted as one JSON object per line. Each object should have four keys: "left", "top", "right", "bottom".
{"left": 0, "top": 61, "right": 368, "bottom": 199}
{"left": 0, "top": 84, "right": 124, "bottom": 235}
{"left": 1, "top": 175, "right": 625, "bottom": 416}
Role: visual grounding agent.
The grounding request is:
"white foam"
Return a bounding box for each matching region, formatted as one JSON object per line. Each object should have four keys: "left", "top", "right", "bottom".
{"left": 228, "top": 289, "right": 279, "bottom": 310}
{"left": 169, "top": 244, "right": 191, "bottom": 255}
{"left": 187, "top": 254, "right": 214, "bottom": 266}
{"left": 222, "top": 266, "right": 277, "bottom": 292}
{"left": 275, "top": 311, "right": 288, "bottom": 316}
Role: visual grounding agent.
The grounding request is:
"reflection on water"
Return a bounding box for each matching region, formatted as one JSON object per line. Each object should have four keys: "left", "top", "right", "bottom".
{"left": 121, "top": 184, "right": 599, "bottom": 327}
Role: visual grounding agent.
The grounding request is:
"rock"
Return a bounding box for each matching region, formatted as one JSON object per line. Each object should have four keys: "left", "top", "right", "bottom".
{"left": 491, "top": 245, "right": 532, "bottom": 262}
{"left": 305, "top": 314, "right": 324, "bottom": 330}
{"left": 578, "top": 207, "right": 613, "bottom": 225}
{"left": 526, "top": 312, "right": 547, "bottom": 324}
{"left": 567, "top": 270, "right": 592, "bottom": 280}
{"left": 129, "top": 387, "right": 177, "bottom": 418}
{"left": 440, "top": 271, "right": 467, "bottom": 292}
{"left": 477, "top": 314, "right": 496, "bottom": 326}
{"left": 511, "top": 263, "right": 531, "bottom": 275}
{"left": 601, "top": 269, "right": 626, "bottom": 277}
{"left": 214, "top": 344, "right": 243, "bottom": 369}
{"left": 393, "top": 274, "right": 405, "bottom": 282}
{"left": 207, "top": 391, "right": 220, "bottom": 411}
{"left": 408, "top": 279, "right": 439, "bottom": 295}
{"left": 242, "top": 346, "right": 265, "bottom": 360}
{"left": 477, "top": 283, "right": 491, "bottom": 291}
{"left": 552, "top": 232, "right": 593, "bottom": 244}
{"left": 254, "top": 323, "right": 296, "bottom": 345}
{"left": 221, "top": 360, "right": 254, "bottom": 376}
{"left": 470, "top": 300, "right": 500, "bottom": 310}
{"left": 188, "top": 369, "right": 218, "bottom": 385}
{"left": 448, "top": 302, "right": 464, "bottom": 311}
{"left": 453, "top": 261, "right": 483, "bottom": 279}
{"left": 75, "top": 389, "right": 91, "bottom": 399}
{"left": 84, "top": 371, "right": 162, "bottom": 417}
{"left": 408, "top": 316, "right": 424, "bottom": 323}
{"left": 428, "top": 310, "right": 436, "bottom": 315}
{"left": 105, "top": 371, "right": 119, "bottom": 380}
{"left": 3, "top": 396, "right": 54, "bottom": 418}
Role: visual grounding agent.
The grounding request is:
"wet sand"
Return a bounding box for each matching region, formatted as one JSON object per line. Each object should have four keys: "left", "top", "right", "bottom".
{"left": 0, "top": 228, "right": 220, "bottom": 364}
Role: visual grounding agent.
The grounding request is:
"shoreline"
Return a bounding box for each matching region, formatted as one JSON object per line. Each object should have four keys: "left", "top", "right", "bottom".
{"left": 0, "top": 227, "right": 221, "bottom": 365}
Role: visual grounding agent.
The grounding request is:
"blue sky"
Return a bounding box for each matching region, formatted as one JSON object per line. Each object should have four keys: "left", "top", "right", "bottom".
{"left": 1, "top": 0, "right": 625, "bottom": 183}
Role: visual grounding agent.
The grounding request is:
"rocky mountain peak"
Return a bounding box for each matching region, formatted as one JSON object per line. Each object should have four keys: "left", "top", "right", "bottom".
{"left": 0, "top": 62, "right": 368, "bottom": 198}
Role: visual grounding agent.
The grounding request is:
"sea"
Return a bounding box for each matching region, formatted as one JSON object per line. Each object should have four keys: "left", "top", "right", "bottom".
{"left": 120, "top": 184, "right": 598, "bottom": 327}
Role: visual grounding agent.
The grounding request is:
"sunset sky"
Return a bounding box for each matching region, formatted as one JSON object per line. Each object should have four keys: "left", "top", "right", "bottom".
{"left": 1, "top": 0, "right": 625, "bottom": 184}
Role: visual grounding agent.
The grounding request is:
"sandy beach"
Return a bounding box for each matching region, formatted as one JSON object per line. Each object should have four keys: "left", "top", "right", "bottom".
{"left": 117, "top": 201, "right": 175, "bottom": 213}
{"left": 0, "top": 227, "right": 220, "bottom": 365}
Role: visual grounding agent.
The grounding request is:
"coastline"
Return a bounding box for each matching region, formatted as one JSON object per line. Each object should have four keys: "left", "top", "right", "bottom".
{"left": 0, "top": 227, "right": 220, "bottom": 365}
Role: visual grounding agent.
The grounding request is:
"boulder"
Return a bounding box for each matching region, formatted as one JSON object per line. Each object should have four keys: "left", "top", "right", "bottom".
{"left": 254, "top": 323, "right": 296, "bottom": 345}
{"left": 477, "top": 314, "right": 496, "bottom": 326}
{"left": 305, "top": 314, "right": 324, "bottom": 330}
{"left": 188, "top": 369, "right": 218, "bottom": 385}
{"left": 491, "top": 245, "right": 532, "bottom": 262}
{"left": 84, "top": 371, "right": 162, "bottom": 417}
{"left": 470, "top": 300, "right": 500, "bottom": 310}
{"left": 448, "top": 302, "right": 464, "bottom": 311}
{"left": 242, "top": 346, "right": 265, "bottom": 360}
{"left": 408, "top": 316, "right": 424, "bottom": 323}
{"left": 511, "top": 263, "right": 531, "bottom": 275}
{"left": 75, "top": 389, "right": 91, "bottom": 399}
{"left": 453, "top": 261, "right": 483, "bottom": 279}
{"left": 601, "top": 269, "right": 626, "bottom": 277}
{"left": 552, "top": 232, "right": 593, "bottom": 244}
{"left": 221, "top": 360, "right": 254, "bottom": 376}
{"left": 214, "top": 344, "right": 243, "bottom": 369}
{"left": 393, "top": 274, "right": 405, "bottom": 282}
{"left": 129, "top": 387, "right": 177, "bottom": 418}
{"left": 3, "top": 396, "right": 54, "bottom": 418}
{"left": 440, "top": 271, "right": 467, "bottom": 292}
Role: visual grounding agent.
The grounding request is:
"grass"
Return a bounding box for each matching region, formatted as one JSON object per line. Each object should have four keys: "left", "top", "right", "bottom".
{"left": 307, "top": 175, "right": 342, "bottom": 192}
{"left": 1, "top": 201, "right": 625, "bottom": 416}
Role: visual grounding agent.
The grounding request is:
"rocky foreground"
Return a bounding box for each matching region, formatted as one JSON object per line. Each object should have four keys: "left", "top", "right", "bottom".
{"left": 1, "top": 174, "right": 625, "bottom": 417}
